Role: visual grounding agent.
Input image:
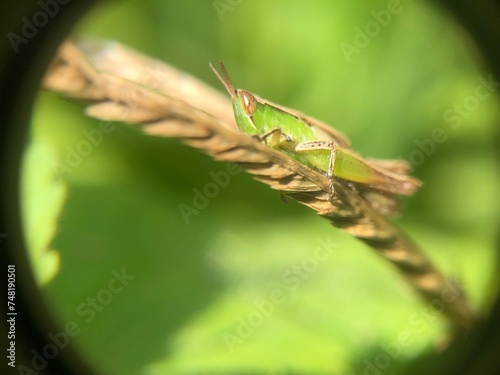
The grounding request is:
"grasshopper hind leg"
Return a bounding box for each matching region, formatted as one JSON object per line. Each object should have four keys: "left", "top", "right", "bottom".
{"left": 295, "top": 140, "right": 337, "bottom": 199}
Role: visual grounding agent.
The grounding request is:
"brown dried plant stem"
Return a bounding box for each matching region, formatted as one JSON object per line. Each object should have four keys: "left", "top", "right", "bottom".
{"left": 42, "top": 40, "right": 476, "bottom": 331}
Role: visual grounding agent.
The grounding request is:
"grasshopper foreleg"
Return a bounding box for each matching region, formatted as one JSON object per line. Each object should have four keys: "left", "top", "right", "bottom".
{"left": 257, "top": 127, "right": 292, "bottom": 144}
{"left": 295, "top": 141, "right": 337, "bottom": 198}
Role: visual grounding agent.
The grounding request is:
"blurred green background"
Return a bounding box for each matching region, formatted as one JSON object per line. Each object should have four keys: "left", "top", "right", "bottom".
{"left": 23, "top": 0, "right": 499, "bottom": 374}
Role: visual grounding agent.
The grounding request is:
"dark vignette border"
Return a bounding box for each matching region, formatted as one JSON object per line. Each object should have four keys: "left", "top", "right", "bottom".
{"left": 1, "top": 1, "right": 99, "bottom": 374}
{"left": 0, "top": 1, "right": 498, "bottom": 374}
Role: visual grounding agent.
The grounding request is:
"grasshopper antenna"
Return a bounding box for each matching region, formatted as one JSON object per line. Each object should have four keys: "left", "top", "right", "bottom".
{"left": 209, "top": 61, "right": 236, "bottom": 97}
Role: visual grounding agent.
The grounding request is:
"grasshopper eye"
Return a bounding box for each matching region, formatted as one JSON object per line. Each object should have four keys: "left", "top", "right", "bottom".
{"left": 238, "top": 90, "right": 257, "bottom": 116}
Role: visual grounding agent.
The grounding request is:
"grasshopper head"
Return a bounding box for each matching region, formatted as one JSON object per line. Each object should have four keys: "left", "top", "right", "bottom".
{"left": 232, "top": 89, "right": 260, "bottom": 135}
{"left": 210, "top": 62, "right": 260, "bottom": 135}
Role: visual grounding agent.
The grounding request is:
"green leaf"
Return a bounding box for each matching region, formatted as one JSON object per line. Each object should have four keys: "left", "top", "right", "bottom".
{"left": 21, "top": 137, "right": 66, "bottom": 286}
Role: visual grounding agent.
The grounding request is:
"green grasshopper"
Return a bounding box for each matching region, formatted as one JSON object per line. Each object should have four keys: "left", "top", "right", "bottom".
{"left": 210, "top": 62, "right": 421, "bottom": 209}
